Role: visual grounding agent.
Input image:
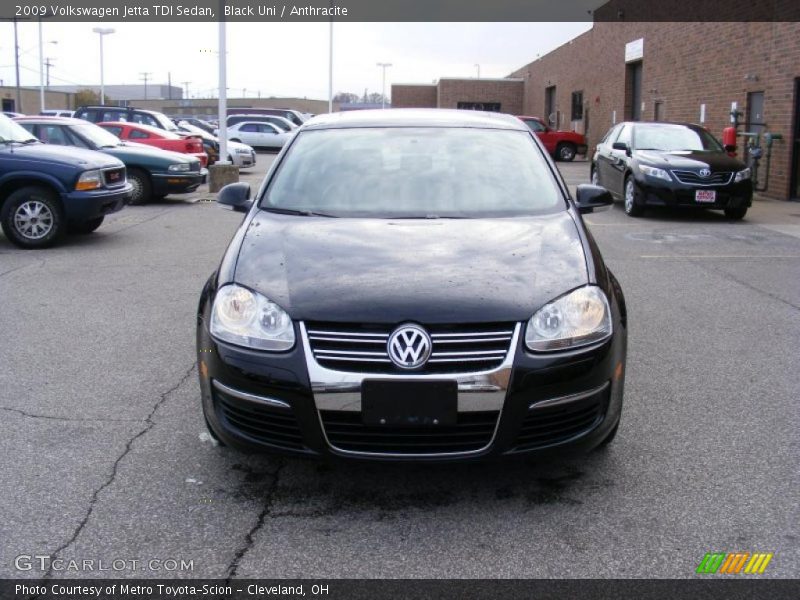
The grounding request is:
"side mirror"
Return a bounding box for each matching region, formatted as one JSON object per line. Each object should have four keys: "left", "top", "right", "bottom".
{"left": 575, "top": 184, "right": 613, "bottom": 214}
{"left": 612, "top": 142, "right": 631, "bottom": 156}
{"left": 217, "top": 182, "right": 252, "bottom": 213}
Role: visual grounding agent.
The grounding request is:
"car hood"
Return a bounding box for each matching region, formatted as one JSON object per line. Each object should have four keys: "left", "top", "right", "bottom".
{"left": 227, "top": 140, "right": 253, "bottom": 152}
{"left": 635, "top": 149, "right": 745, "bottom": 170}
{"left": 232, "top": 210, "right": 588, "bottom": 323}
{"left": 104, "top": 143, "right": 195, "bottom": 164}
{"left": 1, "top": 142, "right": 122, "bottom": 169}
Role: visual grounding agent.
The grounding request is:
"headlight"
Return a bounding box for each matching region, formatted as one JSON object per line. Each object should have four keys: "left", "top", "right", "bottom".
{"left": 75, "top": 170, "right": 103, "bottom": 190}
{"left": 210, "top": 284, "right": 295, "bottom": 351}
{"left": 734, "top": 168, "right": 751, "bottom": 183}
{"left": 525, "top": 286, "right": 612, "bottom": 351}
{"left": 168, "top": 163, "right": 191, "bottom": 172}
{"left": 638, "top": 164, "right": 671, "bottom": 181}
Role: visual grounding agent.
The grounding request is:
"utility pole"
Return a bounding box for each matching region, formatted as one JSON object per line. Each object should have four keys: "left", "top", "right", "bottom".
{"left": 38, "top": 17, "right": 44, "bottom": 112}
{"left": 181, "top": 81, "right": 191, "bottom": 99}
{"left": 328, "top": 18, "right": 333, "bottom": 113}
{"left": 44, "top": 58, "right": 55, "bottom": 87}
{"left": 139, "top": 72, "right": 152, "bottom": 100}
{"left": 14, "top": 18, "right": 22, "bottom": 113}
{"left": 376, "top": 62, "right": 392, "bottom": 109}
{"left": 167, "top": 71, "right": 172, "bottom": 99}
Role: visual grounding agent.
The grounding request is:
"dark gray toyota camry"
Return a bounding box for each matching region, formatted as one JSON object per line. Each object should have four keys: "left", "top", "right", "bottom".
{"left": 197, "top": 109, "right": 628, "bottom": 461}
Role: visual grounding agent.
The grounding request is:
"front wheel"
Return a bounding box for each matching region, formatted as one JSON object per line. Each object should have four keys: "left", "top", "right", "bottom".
{"left": 69, "top": 216, "right": 104, "bottom": 234}
{"left": 556, "top": 143, "right": 577, "bottom": 162}
{"left": 724, "top": 205, "right": 748, "bottom": 220}
{"left": 624, "top": 176, "right": 644, "bottom": 217}
{"left": 127, "top": 169, "right": 152, "bottom": 205}
{"left": 1, "top": 186, "right": 65, "bottom": 249}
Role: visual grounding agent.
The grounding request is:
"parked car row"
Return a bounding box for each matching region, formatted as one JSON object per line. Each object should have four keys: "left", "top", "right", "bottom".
{"left": 0, "top": 113, "right": 132, "bottom": 249}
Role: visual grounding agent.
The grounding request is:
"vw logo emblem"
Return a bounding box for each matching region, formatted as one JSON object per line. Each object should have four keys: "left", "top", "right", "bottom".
{"left": 387, "top": 324, "right": 432, "bottom": 369}
{"left": 699, "top": 168, "right": 711, "bottom": 178}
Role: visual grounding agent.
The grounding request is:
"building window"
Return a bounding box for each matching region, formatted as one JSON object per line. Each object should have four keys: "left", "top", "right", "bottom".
{"left": 571, "top": 91, "right": 583, "bottom": 121}
{"left": 457, "top": 102, "right": 501, "bottom": 112}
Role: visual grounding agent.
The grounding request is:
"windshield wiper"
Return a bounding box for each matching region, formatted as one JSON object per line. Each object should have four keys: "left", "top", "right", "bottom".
{"left": 0, "top": 138, "right": 38, "bottom": 145}
{"left": 262, "top": 207, "right": 338, "bottom": 218}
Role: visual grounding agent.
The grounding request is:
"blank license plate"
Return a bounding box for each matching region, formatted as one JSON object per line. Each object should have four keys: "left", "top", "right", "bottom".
{"left": 695, "top": 190, "right": 716, "bottom": 203}
{"left": 362, "top": 380, "right": 457, "bottom": 427}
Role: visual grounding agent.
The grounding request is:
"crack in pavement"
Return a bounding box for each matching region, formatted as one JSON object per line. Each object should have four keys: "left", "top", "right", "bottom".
{"left": 40, "top": 363, "right": 197, "bottom": 580}
{"left": 696, "top": 261, "right": 800, "bottom": 312}
{"left": 0, "top": 259, "right": 45, "bottom": 280}
{"left": 224, "top": 461, "right": 286, "bottom": 581}
{"left": 0, "top": 406, "right": 143, "bottom": 422}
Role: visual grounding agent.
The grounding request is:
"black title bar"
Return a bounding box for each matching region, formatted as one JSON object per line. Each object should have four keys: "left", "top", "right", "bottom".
{"left": 1, "top": 0, "right": 799, "bottom": 22}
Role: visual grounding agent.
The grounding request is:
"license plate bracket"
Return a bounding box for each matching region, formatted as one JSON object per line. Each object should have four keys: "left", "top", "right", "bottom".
{"left": 362, "top": 380, "right": 457, "bottom": 427}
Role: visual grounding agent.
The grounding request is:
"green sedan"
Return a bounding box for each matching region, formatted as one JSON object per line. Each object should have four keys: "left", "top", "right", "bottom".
{"left": 16, "top": 117, "right": 204, "bottom": 205}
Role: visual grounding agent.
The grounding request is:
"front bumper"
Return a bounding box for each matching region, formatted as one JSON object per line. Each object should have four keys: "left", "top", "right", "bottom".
{"left": 197, "top": 308, "right": 627, "bottom": 462}
{"left": 230, "top": 151, "right": 256, "bottom": 168}
{"left": 635, "top": 175, "right": 753, "bottom": 209}
{"left": 62, "top": 183, "right": 132, "bottom": 222}
{"left": 151, "top": 172, "right": 203, "bottom": 195}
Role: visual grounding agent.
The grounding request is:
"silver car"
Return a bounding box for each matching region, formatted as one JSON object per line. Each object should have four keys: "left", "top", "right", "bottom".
{"left": 227, "top": 121, "right": 292, "bottom": 151}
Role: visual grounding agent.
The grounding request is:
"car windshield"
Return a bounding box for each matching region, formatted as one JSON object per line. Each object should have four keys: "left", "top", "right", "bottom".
{"left": 153, "top": 112, "right": 178, "bottom": 131}
{"left": 178, "top": 121, "right": 207, "bottom": 136}
{"left": 72, "top": 122, "right": 122, "bottom": 147}
{"left": 634, "top": 125, "right": 723, "bottom": 152}
{"left": 263, "top": 127, "right": 564, "bottom": 218}
{"left": 0, "top": 114, "right": 38, "bottom": 143}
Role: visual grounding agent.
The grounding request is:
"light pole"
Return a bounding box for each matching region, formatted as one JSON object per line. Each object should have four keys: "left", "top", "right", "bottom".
{"left": 328, "top": 20, "right": 333, "bottom": 113}
{"left": 376, "top": 62, "right": 392, "bottom": 109}
{"left": 474, "top": 64, "right": 480, "bottom": 78}
{"left": 92, "top": 27, "right": 115, "bottom": 105}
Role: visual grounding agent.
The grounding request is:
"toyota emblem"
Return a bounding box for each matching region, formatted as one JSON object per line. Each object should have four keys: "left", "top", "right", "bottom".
{"left": 387, "top": 324, "right": 432, "bottom": 369}
{"left": 699, "top": 168, "right": 711, "bottom": 178}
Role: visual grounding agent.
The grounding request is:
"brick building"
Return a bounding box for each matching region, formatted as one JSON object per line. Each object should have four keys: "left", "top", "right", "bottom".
{"left": 392, "top": 21, "right": 800, "bottom": 201}
{"left": 393, "top": 78, "right": 524, "bottom": 115}
{"left": 1, "top": 86, "right": 73, "bottom": 115}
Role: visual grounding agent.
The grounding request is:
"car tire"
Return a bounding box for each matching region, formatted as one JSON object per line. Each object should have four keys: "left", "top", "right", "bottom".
{"left": 591, "top": 166, "right": 600, "bottom": 186}
{"left": 556, "top": 143, "right": 577, "bottom": 162}
{"left": 724, "top": 205, "right": 748, "bottom": 220}
{"left": 127, "top": 169, "right": 152, "bottom": 205}
{"left": 0, "top": 185, "right": 65, "bottom": 249}
{"left": 624, "top": 175, "right": 645, "bottom": 217}
{"left": 69, "top": 216, "right": 104, "bottom": 234}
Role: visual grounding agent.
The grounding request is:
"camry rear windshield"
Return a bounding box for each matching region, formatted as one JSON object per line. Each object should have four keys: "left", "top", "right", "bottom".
{"left": 262, "top": 127, "right": 564, "bottom": 218}
{"left": 634, "top": 125, "right": 723, "bottom": 152}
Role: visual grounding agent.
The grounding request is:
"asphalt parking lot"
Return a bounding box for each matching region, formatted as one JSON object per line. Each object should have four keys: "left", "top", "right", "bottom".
{"left": 1, "top": 154, "right": 798, "bottom": 579}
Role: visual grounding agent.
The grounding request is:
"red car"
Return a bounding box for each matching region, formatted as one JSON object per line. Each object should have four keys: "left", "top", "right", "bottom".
{"left": 98, "top": 122, "right": 208, "bottom": 167}
{"left": 517, "top": 116, "right": 587, "bottom": 162}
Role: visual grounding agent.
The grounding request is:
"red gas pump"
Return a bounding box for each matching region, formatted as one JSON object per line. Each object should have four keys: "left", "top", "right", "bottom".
{"left": 722, "top": 126, "right": 737, "bottom": 156}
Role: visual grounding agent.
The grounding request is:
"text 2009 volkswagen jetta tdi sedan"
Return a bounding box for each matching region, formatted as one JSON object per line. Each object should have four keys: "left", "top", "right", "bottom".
{"left": 197, "top": 109, "right": 628, "bottom": 461}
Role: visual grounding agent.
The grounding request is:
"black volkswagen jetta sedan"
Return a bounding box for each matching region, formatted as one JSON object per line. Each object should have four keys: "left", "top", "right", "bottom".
{"left": 197, "top": 109, "right": 628, "bottom": 461}
{"left": 591, "top": 121, "right": 753, "bottom": 219}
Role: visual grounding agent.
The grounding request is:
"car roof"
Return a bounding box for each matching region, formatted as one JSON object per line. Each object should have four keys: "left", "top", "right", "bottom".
{"left": 303, "top": 109, "right": 529, "bottom": 131}
{"left": 77, "top": 105, "right": 159, "bottom": 115}
{"left": 99, "top": 121, "right": 172, "bottom": 135}
{"left": 16, "top": 116, "right": 87, "bottom": 125}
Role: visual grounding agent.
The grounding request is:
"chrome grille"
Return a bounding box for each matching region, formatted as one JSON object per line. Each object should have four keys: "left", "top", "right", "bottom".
{"left": 102, "top": 167, "right": 126, "bottom": 188}
{"left": 305, "top": 322, "right": 516, "bottom": 374}
{"left": 671, "top": 170, "right": 733, "bottom": 186}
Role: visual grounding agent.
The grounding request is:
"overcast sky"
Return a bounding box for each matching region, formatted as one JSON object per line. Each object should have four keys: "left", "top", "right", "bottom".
{"left": 1, "top": 22, "right": 592, "bottom": 100}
